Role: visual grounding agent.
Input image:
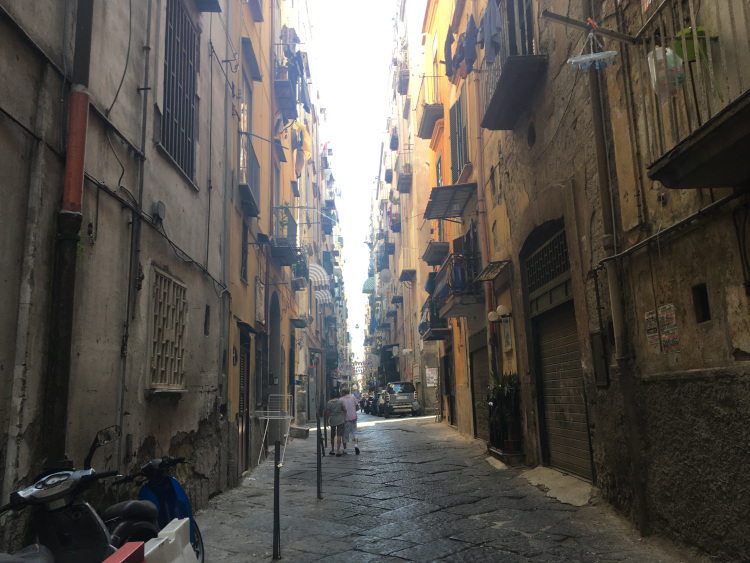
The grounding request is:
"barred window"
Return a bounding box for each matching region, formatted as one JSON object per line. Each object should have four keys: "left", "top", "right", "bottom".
{"left": 150, "top": 269, "right": 187, "bottom": 389}
{"left": 162, "top": 0, "right": 197, "bottom": 179}
{"left": 526, "top": 229, "right": 570, "bottom": 294}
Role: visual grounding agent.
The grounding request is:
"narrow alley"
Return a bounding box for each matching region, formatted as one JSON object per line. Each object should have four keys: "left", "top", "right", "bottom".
{"left": 198, "top": 415, "right": 704, "bottom": 562}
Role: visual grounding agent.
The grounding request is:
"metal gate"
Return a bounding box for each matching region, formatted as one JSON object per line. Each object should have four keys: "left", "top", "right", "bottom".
{"left": 535, "top": 301, "right": 592, "bottom": 480}
{"left": 470, "top": 347, "right": 490, "bottom": 441}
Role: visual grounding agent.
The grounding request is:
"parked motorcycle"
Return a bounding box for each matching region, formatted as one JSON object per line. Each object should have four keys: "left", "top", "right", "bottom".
{"left": 107, "top": 456, "right": 204, "bottom": 563}
{"left": 0, "top": 426, "right": 123, "bottom": 563}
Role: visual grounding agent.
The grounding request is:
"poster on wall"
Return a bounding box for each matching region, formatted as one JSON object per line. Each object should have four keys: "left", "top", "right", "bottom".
{"left": 658, "top": 303, "right": 681, "bottom": 353}
{"left": 425, "top": 367, "right": 438, "bottom": 387}
{"left": 645, "top": 310, "right": 659, "bottom": 345}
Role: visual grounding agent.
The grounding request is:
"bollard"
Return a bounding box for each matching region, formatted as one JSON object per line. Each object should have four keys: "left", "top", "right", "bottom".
{"left": 316, "top": 416, "right": 322, "bottom": 499}
{"left": 273, "top": 440, "right": 281, "bottom": 560}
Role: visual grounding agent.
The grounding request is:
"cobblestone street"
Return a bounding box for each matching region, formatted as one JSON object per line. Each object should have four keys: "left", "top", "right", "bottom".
{"left": 197, "top": 415, "right": 705, "bottom": 562}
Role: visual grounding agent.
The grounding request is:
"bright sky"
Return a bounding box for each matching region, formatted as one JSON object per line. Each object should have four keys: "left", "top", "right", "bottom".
{"left": 308, "top": 2, "right": 399, "bottom": 361}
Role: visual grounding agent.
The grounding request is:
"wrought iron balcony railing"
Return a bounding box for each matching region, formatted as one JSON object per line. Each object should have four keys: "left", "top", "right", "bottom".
{"left": 629, "top": 0, "right": 750, "bottom": 190}
{"left": 419, "top": 296, "right": 452, "bottom": 341}
{"left": 416, "top": 75, "right": 443, "bottom": 139}
{"left": 395, "top": 147, "right": 413, "bottom": 193}
{"left": 270, "top": 206, "right": 298, "bottom": 266}
{"left": 432, "top": 253, "right": 484, "bottom": 318}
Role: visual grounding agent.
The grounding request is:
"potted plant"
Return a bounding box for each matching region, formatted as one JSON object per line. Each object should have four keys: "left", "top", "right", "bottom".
{"left": 488, "top": 371, "right": 522, "bottom": 452}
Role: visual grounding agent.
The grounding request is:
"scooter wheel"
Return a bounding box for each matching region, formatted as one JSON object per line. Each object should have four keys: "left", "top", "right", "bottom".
{"left": 192, "top": 520, "right": 205, "bottom": 563}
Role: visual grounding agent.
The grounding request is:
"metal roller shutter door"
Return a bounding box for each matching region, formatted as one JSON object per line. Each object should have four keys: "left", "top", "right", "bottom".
{"left": 537, "top": 302, "right": 592, "bottom": 480}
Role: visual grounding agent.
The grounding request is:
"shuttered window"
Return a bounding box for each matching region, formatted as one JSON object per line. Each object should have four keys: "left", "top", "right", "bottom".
{"left": 162, "top": 0, "right": 197, "bottom": 179}
{"left": 449, "top": 84, "right": 469, "bottom": 184}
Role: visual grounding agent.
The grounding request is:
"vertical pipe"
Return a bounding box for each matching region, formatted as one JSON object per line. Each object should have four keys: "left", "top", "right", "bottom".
{"left": 470, "top": 0, "right": 498, "bottom": 379}
{"left": 273, "top": 440, "right": 281, "bottom": 559}
{"left": 43, "top": 0, "right": 94, "bottom": 467}
{"left": 583, "top": 0, "right": 648, "bottom": 536}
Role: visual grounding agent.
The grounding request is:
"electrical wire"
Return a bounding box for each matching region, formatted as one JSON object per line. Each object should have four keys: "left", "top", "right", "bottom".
{"left": 106, "top": 0, "right": 132, "bottom": 116}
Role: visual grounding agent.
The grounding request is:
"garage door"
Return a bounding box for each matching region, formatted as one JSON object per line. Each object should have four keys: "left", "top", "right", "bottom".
{"left": 471, "top": 347, "right": 490, "bottom": 441}
{"left": 536, "top": 301, "right": 592, "bottom": 480}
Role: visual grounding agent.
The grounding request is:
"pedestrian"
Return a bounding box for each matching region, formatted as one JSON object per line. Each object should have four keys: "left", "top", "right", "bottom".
{"left": 339, "top": 387, "right": 360, "bottom": 455}
{"left": 325, "top": 389, "right": 345, "bottom": 457}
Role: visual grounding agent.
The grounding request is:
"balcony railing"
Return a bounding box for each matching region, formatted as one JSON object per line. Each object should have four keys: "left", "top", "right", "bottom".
{"left": 391, "top": 208, "right": 401, "bottom": 233}
{"left": 480, "top": 0, "right": 547, "bottom": 130}
{"left": 416, "top": 75, "right": 443, "bottom": 139}
{"left": 238, "top": 137, "right": 260, "bottom": 217}
{"left": 395, "top": 147, "right": 413, "bottom": 193}
{"left": 432, "top": 253, "right": 483, "bottom": 318}
{"left": 398, "top": 59, "right": 410, "bottom": 95}
{"left": 270, "top": 206, "right": 298, "bottom": 266}
{"left": 419, "top": 297, "right": 452, "bottom": 341}
{"left": 290, "top": 250, "right": 309, "bottom": 291}
{"left": 631, "top": 1, "right": 750, "bottom": 189}
{"left": 274, "top": 54, "right": 298, "bottom": 120}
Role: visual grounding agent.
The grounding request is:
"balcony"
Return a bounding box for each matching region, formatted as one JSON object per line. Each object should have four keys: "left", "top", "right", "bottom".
{"left": 422, "top": 241, "right": 449, "bottom": 266}
{"left": 397, "top": 61, "right": 409, "bottom": 95}
{"left": 290, "top": 251, "right": 309, "bottom": 291}
{"left": 385, "top": 168, "right": 393, "bottom": 184}
{"left": 630, "top": 1, "right": 750, "bottom": 190}
{"left": 270, "top": 206, "right": 298, "bottom": 266}
{"left": 321, "top": 208, "right": 334, "bottom": 235}
{"left": 391, "top": 208, "right": 401, "bottom": 233}
{"left": 395, "top": 148, "right": 413, "bottom": 193}
{"left": 416, "top": 75, "right": 443, "bottom": 139}
{"left": 419, "top": 297, "right": 452, "bottom": 341}
{"left": 238, "top": 138, "right": 261, "bottom": 217}
{"left": 390, "top": 126, "right": 399, "bottom": 151}
{"left": 433, "top": 253, "right": 484, "bottom": 318}
{"left": 274, "top": 55, "right": 298, "bottom": 120}
{"left": 480, "top": 0, "right": 548, "bottom": 131}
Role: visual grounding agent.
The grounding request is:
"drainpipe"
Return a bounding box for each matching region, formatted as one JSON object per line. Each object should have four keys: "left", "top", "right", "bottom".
{"left": 470, "top": 0, "right": 497, "bottom": 377}
{"left": 583, "top": 0, "right": 649, "bottom": 535}
{"left": 43, "top": 0, "right": 94, "bottom": 468}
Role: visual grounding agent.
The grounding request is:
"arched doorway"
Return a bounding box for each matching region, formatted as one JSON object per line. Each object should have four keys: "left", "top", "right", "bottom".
{"left": 522, "top": 222, "right": 593, "bottom": 481}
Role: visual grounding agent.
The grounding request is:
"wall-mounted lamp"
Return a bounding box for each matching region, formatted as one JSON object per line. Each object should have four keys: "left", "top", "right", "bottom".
{"left": 488, "top": 304, "right": 512, "bottom": 323}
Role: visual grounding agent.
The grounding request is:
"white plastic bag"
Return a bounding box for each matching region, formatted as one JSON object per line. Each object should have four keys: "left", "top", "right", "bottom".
{"left": 647, "top": 47, "right": 686, "bottom": 102}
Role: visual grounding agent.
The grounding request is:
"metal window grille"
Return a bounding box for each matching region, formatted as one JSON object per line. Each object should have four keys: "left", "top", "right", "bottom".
{"left": 526, "top": 229, "right": 570, "bottom": 294}
{"left": 150, "top": 269, "right": 187, "bottom": 389}
{"left": 450, "top": 84, "right": 469, "bottom": 184}
{"left": 162, "top": 0, "right": 197, "bottom": 179}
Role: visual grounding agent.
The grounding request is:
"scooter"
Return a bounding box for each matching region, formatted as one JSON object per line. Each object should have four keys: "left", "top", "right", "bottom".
{"left": 0, "top": 426, "right": 126, "bottom": 563}
{"left": 106, "top": 456, "right": 204, "bottom": 563}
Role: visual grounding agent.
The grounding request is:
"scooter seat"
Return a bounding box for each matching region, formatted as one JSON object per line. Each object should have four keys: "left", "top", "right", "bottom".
{"left": 103, "top": 499, "right": 158, "bottom": 521}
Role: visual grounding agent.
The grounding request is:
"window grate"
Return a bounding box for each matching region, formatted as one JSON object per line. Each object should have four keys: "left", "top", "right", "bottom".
{"left": 526, "top": 230, "right": 569, "bottom": 294}
{"left": 162, "top": 0, "right": 197, "bottom": 179}
{"left": 150, "top": 269, "right": 187, "bottom": 389}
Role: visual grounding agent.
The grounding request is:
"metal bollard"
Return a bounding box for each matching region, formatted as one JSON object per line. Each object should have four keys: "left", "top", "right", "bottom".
{"left": 273, "top": 440, "right": 281, "bottom": 560}
{"left": 316, "top": 416, "right": 322, "bottom": 499}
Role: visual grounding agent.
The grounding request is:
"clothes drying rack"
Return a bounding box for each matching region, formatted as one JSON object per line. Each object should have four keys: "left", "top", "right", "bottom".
{"left": 258, "top": 394, "right": 294, "bottom": 466}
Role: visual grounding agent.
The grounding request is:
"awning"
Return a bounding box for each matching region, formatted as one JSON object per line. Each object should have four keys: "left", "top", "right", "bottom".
{"left": 362, "top": 277, "right": 375, "bottom": 294}
{"left": 309, "top": 263, "right": 329, "bottom": 288}
{"left": 423, "top": 183, "right": 476, "bottom": 220}
{"left": 315, "top": 289, "right": 333, "bottom": 303}
{"left": 476, "top": 260, "right": 511, "bottom": 282}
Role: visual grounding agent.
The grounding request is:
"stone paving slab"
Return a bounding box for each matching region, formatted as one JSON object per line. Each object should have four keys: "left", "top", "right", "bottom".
{"left": 197, "top": 416, "right": 709, "bottom": 562}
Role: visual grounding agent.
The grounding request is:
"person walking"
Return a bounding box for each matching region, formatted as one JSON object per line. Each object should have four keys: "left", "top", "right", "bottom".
{"left": 325, "top": 389, "right": 345, "bottom": 456}
{"left": 340, "top": 387, "right": 360, "bottom": 455}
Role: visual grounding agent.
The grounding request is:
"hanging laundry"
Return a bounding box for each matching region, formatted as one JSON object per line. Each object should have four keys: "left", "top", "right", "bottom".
{"left": 280, "top": 25, "right": 300, "bottom": 58}
{"left": 292, "top": 121, "right": 312, "bottom": 161}
{"left": 443, "top": 29, "right": 455, "bottom": 78}
{"left": 478, "top": 0, "right": 503, "bottom": 65}
{"left": 464, "top": 15, "right": 478, "bottom": 71}
{"left": 452, "top": 33, "right": 465, "bottom": 75}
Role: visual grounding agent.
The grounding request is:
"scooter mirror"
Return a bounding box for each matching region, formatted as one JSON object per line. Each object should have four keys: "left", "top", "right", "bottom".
{"left": 96, "top": 425, "right": 122, "bottom": 447}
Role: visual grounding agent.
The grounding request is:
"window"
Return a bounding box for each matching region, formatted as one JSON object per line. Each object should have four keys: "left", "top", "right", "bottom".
{"left": 241, "top": 221, "right": 249, "bottom": 283}
{"left": 150, "top": 269, "right": 187, "bottom": 389}
{"left": 162, "top": 0, "right": 197, "bottom": 179}
{"left": 435, "top": 153, "right": 443, "bottom": 187}
{"left": 239, "top": 74, "right": 253, "bottom": 184}
{"left": 449, "top": 84, "right": 469, "bottom": 184}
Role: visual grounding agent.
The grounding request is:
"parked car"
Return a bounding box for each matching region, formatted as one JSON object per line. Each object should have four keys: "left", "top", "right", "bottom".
{"left": 382, "top": 382, "right": 421, "bottom": 418}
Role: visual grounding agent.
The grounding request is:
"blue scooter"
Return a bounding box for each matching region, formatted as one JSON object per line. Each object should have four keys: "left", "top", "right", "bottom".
{"left": 106, "top": 456, "right": 204, "bottom": 562}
